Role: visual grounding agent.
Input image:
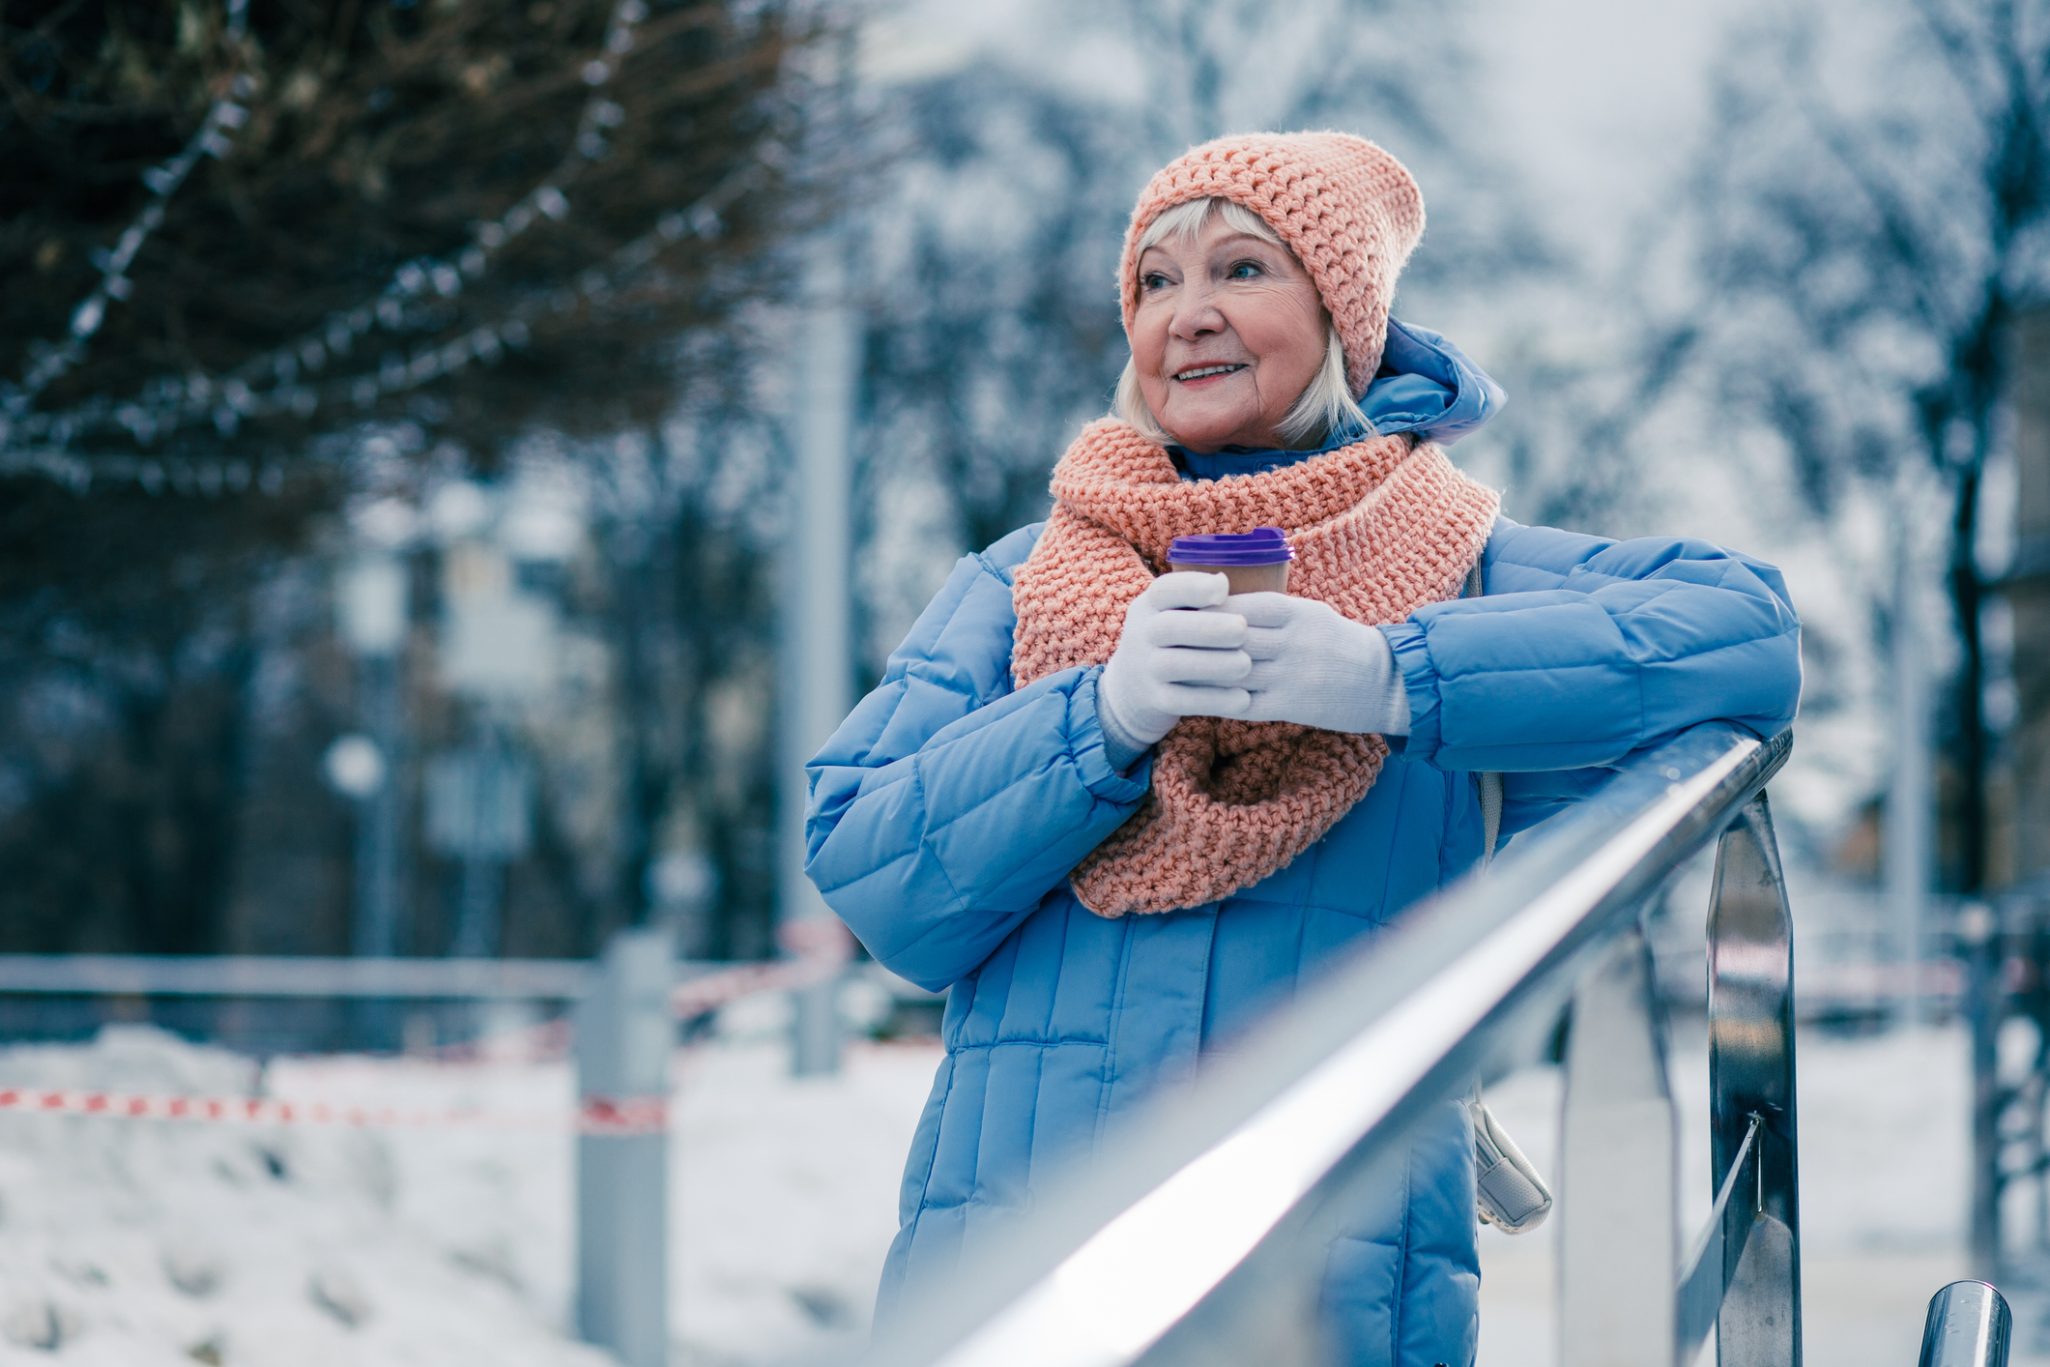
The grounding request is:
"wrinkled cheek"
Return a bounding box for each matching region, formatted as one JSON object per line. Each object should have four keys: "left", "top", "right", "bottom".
{"left": 1136, "top": 379, "right": 1168, "bottom": 422}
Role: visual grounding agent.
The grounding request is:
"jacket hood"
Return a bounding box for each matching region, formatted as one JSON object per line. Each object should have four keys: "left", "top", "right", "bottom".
{"left": 1359, "top": 317, "right": 1505, "bottom": 446}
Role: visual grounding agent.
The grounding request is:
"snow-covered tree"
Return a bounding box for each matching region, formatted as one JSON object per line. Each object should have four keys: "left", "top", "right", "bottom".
{"left": 1667, "top": 0, "right": 2050, "bottom": 891}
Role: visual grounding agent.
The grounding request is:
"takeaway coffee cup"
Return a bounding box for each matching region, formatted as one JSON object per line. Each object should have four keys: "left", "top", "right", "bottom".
{"left": 1167, "top": 527, "right": 1294, "bottom": 595}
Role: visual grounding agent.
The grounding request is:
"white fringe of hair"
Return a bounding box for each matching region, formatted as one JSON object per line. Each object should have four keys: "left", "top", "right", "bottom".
{"left": 1112, "top": 197, "right": 1372, "bottom": 449}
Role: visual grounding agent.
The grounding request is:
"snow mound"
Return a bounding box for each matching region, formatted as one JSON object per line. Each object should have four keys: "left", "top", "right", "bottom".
{"left": 0, "top": 1025, "right": 943, "bottom": 1366}
{"left": 0, "top": 1025, "right": 614, "bottom": 1367}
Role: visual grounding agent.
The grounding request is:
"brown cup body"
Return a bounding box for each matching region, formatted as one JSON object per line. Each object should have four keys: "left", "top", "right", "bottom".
{"left": 1167, "top": 559, "right": 1290, "bottom": 595}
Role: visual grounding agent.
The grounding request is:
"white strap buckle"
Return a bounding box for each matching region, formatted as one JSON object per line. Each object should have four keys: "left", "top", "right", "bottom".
{"left": 1471, "top": 1097, "right": 1553, "bottom": 1234}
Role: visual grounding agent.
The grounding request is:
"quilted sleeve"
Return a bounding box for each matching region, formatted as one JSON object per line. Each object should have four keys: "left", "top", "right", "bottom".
{"left": 1382, "top": 526, "right": 1802, "bottom": 786}
{"left": 802, "top": 550, "right": 1152, "bottom": 992}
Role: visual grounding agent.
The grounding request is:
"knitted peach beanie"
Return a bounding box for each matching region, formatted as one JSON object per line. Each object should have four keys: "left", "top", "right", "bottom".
{"left": 1117, "top": 130, "right": 1425, "bottom": 396}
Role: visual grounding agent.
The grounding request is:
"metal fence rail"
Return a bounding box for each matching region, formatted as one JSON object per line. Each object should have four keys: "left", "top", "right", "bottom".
{"left": 839, "top": 724, "right": 2008, "bottom": 1367}
{"left": 0, "top": 953, "right": 596, "bottom": 999}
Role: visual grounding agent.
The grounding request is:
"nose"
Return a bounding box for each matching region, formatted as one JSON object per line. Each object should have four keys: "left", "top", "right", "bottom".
{"left": 1169, "top": 276, "right": 1224, "bottom": 342}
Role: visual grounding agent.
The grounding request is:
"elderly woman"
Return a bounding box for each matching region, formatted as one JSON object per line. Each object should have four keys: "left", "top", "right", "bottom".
{"left": 804, "top": 131, "right": 1801, "bottom": 1365}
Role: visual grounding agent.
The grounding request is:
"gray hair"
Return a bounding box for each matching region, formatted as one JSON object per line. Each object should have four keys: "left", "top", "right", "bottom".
{"left": 1113, "top": 197, "right": 1372, "bottom": 449}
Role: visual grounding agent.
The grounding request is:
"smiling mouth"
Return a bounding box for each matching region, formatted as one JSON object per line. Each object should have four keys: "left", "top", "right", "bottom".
{"left": 1173, "top": 363, "right": 1247, "bottom": 382}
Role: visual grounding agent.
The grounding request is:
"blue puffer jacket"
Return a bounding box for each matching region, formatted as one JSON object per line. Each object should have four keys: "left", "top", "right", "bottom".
{"left": 803, "top": 325, "right": 1802, "bottom": 1365}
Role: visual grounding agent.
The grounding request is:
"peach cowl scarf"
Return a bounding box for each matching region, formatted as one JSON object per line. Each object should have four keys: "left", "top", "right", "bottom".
{"left": 1010, "top": 417, "right": 1500, "bottom": 918}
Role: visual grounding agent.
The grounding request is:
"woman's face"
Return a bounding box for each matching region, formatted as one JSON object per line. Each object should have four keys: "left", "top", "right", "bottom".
{"left": 1130, "top": 214, "right": 1328, "bottom": 452}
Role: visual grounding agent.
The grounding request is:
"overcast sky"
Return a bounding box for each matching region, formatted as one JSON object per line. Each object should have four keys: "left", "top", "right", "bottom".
{"left": 860, "top": 0, "right": 1754, "bottom": 272}
{"left": 1477, "top": 0, "right": 1743, "bottom": 265}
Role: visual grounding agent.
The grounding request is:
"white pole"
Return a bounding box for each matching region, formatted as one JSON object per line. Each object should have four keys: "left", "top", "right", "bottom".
{"left": 574, "top": 925, "right": 673, "bottom": 1367}
{"left": 778, "top": 233, "right": 855, "bottom": 1079}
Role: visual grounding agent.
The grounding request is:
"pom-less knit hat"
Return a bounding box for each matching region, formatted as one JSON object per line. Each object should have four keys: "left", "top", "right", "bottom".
{"left": 1118, "top": 131, "right": 1426, "bottom": 398}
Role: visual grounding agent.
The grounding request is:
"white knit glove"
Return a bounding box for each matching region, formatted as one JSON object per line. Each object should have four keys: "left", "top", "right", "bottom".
{"left": 1096, "top": 572, "right": 1253, "bottom": 769}
{"left": 1228, "top": 591, "right": 1411, "bottom": 735}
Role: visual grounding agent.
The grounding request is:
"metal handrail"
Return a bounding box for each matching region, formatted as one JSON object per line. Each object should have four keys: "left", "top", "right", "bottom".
{"left": 843, "top": 724, "right": 1810, "bottom": 1367}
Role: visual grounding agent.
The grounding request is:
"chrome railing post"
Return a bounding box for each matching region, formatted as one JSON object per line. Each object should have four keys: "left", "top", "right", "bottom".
{"left": 1919, "top": 1281, "right": 2013, "bottom": 1367}
{"left": 1561, "top": 920, "right": 1679, "bottom": 1365}
{"left": 1707, "top": 792, "right": 1802, "bottom": 1366}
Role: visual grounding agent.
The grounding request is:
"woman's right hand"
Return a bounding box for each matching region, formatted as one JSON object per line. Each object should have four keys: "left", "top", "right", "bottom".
{"left": 1097, "top": 572, "right": 1253, "bottom": 753}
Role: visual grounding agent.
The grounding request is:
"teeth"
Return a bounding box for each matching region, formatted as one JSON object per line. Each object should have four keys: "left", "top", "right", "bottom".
{"left": 1176, "top": 364, "right": 1243, "bottom": 381}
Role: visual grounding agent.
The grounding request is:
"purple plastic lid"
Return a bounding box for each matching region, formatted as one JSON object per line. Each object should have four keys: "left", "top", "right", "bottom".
{"left": 1167, "top": 526, "right": 1295, "bottom": 567}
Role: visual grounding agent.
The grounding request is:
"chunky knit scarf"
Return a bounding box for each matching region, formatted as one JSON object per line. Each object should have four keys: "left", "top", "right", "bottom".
{"left": 1011, "top": 417, "right": 1501, "bottom": 918}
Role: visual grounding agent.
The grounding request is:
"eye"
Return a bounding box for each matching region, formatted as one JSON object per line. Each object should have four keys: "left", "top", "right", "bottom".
{"left": 1227, "top": 259, "right": 1264, "bottom": 279}
{"left": 1139, "top": 270, "right": 1172, "bottom": 292}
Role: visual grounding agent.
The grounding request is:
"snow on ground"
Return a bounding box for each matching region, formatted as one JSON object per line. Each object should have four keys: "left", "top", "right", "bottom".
{"left": 0, "top": 1014, "right": 2033, "bottom": 1365}
{"left": 0, "top": 1026, "right": 618, "bottom": 1367}
{"left": 0, "top": 1023, "right": 937, "bottom": 1367}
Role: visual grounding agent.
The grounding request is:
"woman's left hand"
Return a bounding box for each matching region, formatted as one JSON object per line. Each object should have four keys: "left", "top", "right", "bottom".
{"left": 1226, "top": 592, "right": 1411, "bottom": 736}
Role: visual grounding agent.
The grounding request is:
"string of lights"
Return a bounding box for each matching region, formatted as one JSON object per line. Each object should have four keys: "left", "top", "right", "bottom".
{"left": 4, "top": 0, "right": 654, "bottom": 451}
{"left": 0, "top": 0, "right": 254, "bottom": 424}
{"left": 0, "top": 444, "right": 290, "bottom": 498}
{"left": 0, "top": 156, "right": 766, "bottom": 497}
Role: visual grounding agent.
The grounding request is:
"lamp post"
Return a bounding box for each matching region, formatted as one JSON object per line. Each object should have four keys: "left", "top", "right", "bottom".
{"left": 334, "top": 543, "right": 411, "bottom": 1048}
{"left": 335, "top": 550, "right": 409, "bottom": 965}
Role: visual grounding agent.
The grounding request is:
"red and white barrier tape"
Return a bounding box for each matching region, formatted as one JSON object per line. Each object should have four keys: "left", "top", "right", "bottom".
{"left": 669, "top": 921, "right": 854, "bottom": 1019}
{"left": 0, "top": 925, "right": 864, "bottom": 1129}
{"left": 422, "top": 926, "right": 856, "bottom": 1064}
{"left": 0, "top": 1086, "right": 667, "bottom": 1134}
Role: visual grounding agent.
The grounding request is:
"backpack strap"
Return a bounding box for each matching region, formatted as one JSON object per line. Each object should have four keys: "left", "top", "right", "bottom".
{"left": 1478, "top": 771, "right": 1504, "bottom": 865}
{"left": 1461, "top": 561, "right": 1503, "bottom": 863}
{"left": 1457, "top": 553, "right": 1552, "bottom": 1237}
